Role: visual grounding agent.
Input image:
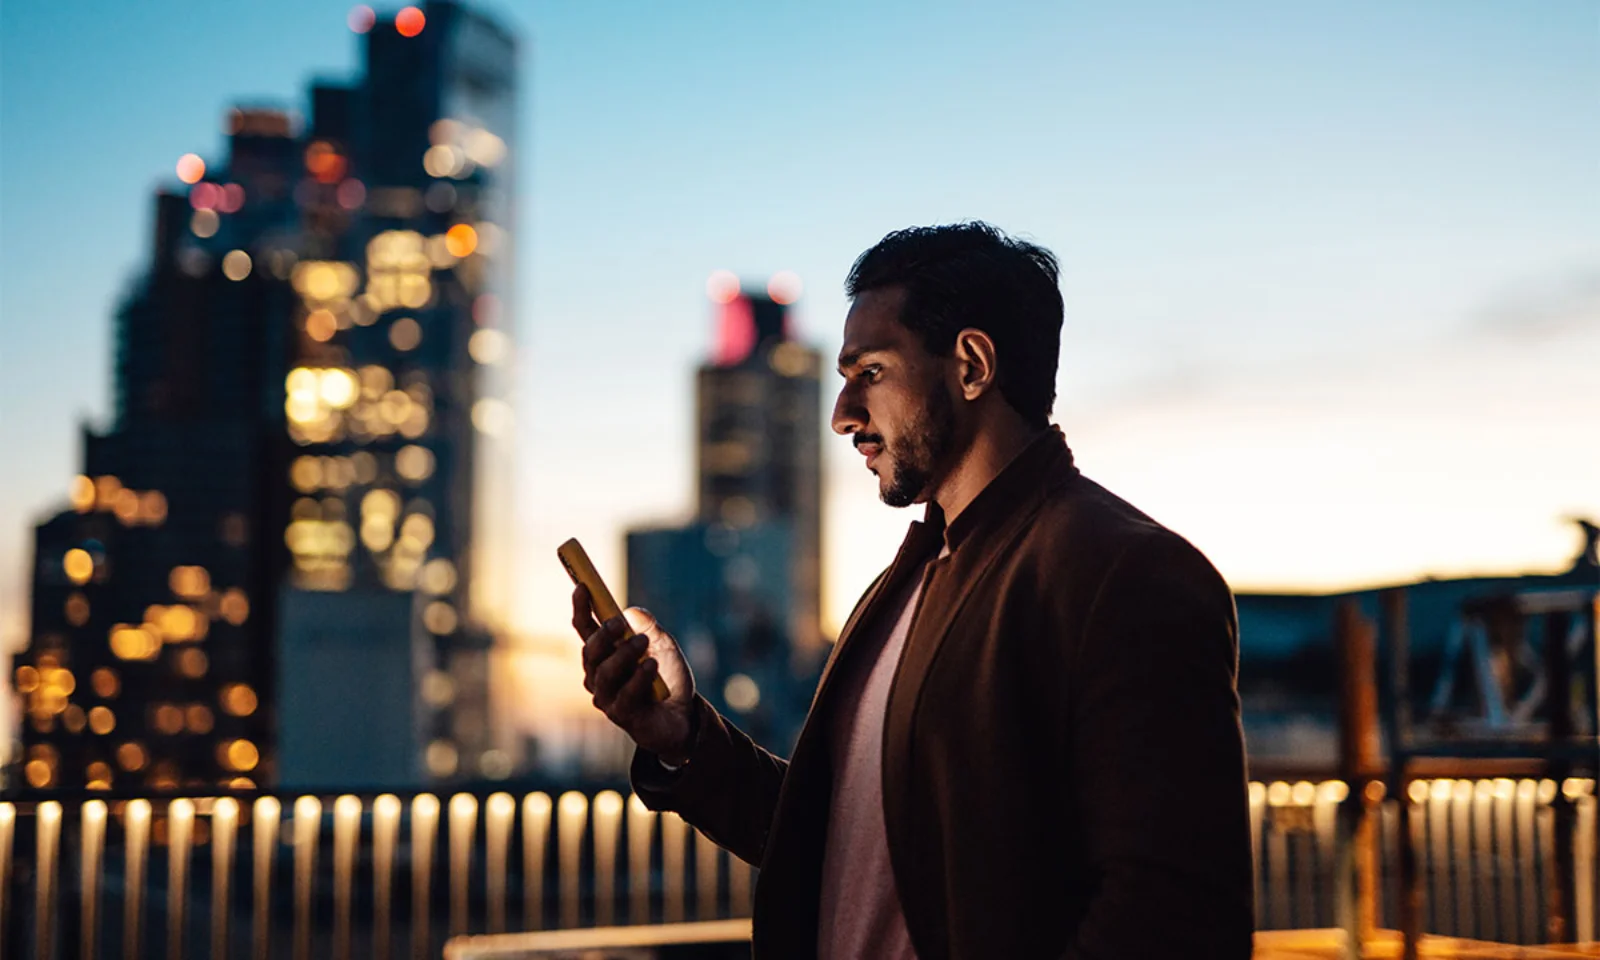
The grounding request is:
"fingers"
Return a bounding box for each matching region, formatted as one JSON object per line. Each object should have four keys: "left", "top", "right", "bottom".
{"left": 592, "top": 633, "right": 647, "bottom": 705}
{"left": 581, "top": 616, "right": 627, "bottom": 693}
{"left": 600, "top": 653, "right": 662, "bottom": 728}
{"left": 571, "top": 584, "right": 597, "bottom": 640}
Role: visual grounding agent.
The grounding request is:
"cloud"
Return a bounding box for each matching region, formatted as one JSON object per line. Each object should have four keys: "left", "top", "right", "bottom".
{"left": 1476, "top": 266, "right": 1600, "bottom": 341}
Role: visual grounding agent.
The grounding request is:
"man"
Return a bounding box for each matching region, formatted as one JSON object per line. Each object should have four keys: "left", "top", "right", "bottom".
{"left": 573, "top": 223, "right": 1255, "bottom": 958}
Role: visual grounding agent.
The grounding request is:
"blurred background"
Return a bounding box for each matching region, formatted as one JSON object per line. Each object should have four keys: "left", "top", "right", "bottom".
{"left": 1, "top": 2, "right": 1599, "bottom": 955}
{"left": 1, "top": 0, "right": 1596, "bottom": 818}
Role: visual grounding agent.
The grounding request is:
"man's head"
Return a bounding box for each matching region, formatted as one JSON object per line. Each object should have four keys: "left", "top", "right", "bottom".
{"left": 832, "top": 222, "right": 1063, "bottom": 507}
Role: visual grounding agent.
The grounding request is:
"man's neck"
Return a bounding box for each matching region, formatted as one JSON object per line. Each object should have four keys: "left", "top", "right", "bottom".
{"left": 932, "top": 415, "right": 1046, "bottom": 527}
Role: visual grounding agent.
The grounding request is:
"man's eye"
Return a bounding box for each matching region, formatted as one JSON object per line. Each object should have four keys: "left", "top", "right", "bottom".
{"left": 862, "top": 366, "right": 882, "bottom": 382}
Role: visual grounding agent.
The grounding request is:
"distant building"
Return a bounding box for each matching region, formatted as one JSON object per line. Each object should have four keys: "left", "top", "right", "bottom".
{"left": 12, "top": 1, "right": 517, "bottom": 793}
{"left": 626, "top": 276, "right": 825, "bottom": 754}
{"left": 1237, "top": 524, "right": 1600, "bottom": 772}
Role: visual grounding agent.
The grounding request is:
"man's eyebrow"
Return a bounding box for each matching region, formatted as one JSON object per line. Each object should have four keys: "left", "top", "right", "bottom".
{"left": 836, "top": 346, "right": 888, "bottom": 374}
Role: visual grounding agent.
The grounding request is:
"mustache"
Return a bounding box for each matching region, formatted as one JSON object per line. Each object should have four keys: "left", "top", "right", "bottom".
{"left": 854, "top": 433, "right": 884, "bottom": 449}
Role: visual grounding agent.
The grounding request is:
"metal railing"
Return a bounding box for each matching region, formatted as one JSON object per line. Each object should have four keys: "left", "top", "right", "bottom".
{"left": 1250, "top": 776, "right": 1598, "bottom": 942}
{"left": 2, "top": 777, "right": 1595, "bottom": 957}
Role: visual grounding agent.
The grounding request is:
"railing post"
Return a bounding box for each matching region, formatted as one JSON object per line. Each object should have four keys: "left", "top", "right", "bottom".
{"left": 1381, "top": 588, "right": 1421, "bottom": 960}
{"left": 1546, "top": 610, "right": 1577, "bottom": 942}
{"left": 1335, "top": 598, "right": 1380, "bottom": 957}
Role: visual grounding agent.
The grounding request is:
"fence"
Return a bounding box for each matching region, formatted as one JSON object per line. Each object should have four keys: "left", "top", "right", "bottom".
{"left": 2, "top": 777, "right": 1596, "bottom": 957}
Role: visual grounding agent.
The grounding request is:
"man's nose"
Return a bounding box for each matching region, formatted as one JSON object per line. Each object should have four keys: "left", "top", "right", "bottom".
{"left": 832, "top": 387, "right": 865, "bottom": 436}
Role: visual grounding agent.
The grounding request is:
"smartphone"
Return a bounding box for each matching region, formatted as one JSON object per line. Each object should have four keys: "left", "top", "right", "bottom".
{"left": 557, "top": 537, "right": 670, "bottom": 701}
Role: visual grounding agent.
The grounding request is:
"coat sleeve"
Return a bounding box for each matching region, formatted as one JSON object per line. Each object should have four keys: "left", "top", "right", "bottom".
{"left": 1058, "top": 534, "right": 1256, "bottom": 959}
{"left": 630, "top": 694, "right": 788, "bottom": 866}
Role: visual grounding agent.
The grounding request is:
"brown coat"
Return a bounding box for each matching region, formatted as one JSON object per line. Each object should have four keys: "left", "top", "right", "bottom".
{"left": 632, "top": 428, "right": 1255, "bottom": 958}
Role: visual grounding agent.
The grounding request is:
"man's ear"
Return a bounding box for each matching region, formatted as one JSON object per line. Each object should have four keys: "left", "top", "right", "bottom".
{"left": 951, "top": 328, "right": 998, "bottom": 401}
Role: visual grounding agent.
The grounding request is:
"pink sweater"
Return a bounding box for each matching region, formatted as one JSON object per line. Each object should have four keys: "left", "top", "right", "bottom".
{"left": 817, "top": 575, "right": 925, "bottom": 960}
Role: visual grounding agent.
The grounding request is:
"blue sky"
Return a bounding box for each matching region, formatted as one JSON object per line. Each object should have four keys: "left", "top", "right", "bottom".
{"left": 2, "top": 0, "right": 1597, "bottom": 655}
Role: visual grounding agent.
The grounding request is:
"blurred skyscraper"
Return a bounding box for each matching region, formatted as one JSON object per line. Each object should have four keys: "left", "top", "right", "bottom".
{"left": 12, "top": 1, "right": 517, "bottom": 792}
{"left": 626, "top": 273, "right": 824, "bottom": 753}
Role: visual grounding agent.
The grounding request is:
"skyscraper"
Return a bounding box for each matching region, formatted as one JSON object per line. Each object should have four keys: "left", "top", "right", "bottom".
{"left": 12, "top": 1, "right": 518, "bottom": 792}
{"left": 625, "top": 273, "right": 824, "bottom": 752}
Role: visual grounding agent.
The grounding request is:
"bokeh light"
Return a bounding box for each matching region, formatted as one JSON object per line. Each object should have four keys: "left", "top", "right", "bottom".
{"left": 220, "top": 683, "right": 259, "bottom": 717}
{"left": 444, "top": 223, "right": 478, "bottom": 258}
{"left": 768, "top": 270, "right": 802, "bottom": 304}
{"left": 395, "top": 6, "right": 425, "bottom": 37}
{"left": 191, "top": 209, "right": 220, "bottom": 238}
{"left": 175, "top": 153, "right": 205, "bottom": 184}
{"left": 347, "top": 4, "right": 375, "bottom": 33}
{"left": 305, "top": 308, "right": 338, "bottom": 342}
{"left": 389, "top": 317, "right": 422, "bottom": 351}
{"left": 706, "top": 269, "right": 740, "bottom": 304}
{"left": 468, "top": 328, "right": 508, "bottom": 365}
{"left": 336, "top": 178, "right": 366, "bottom": 210}
{"left": 64, "top": 548, "right": 93, "bottom": 584}
{"left": 222, "top": 250, "right": 252, "bottom": 281}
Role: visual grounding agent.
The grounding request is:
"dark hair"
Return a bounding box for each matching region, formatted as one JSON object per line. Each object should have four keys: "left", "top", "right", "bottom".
{"left": 845, "top": 221, "right": 1063, "bottom": 428}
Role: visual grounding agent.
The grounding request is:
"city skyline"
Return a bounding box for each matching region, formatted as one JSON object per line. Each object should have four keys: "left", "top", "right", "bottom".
{"left": 11, "top": 2, "right": 520, "bottom": 790}
{"left": 3, "top": 0, "right": 1597, "bottom": 670}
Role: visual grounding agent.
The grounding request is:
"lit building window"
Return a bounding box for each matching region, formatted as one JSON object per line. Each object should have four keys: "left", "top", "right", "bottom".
{"left": 191, "top": 209, "right": 220, "bottom": 238}
{"left": 305, "top": 308, "right": 338, "bottom": 342}
{"left": 138, "top": 491, "right": 168, "bottom": 525}
{"left": 63, "top": 548, "right": 94, "bottom": 584}
{"left": 426, "top": 739, "right": 459, "bottom": 777}
{"left": 395, "top": 444, "right": 436, "bottom": 482}
{"left": 186, "top": 704, "right": 214, "bottom": 734}
{"left": 468, "top": 329, "right": 509, "bottom": 365}
{"left": 419, "top": 558, "right": 457, "bottom": 595}
{"left": 290, "top": 456, "right": 322, "bottom": 492}
{"left": 169, "top": 565, "right": 211, "bottom": 599}
{"left": 116, "top": 741, "right": 149, "bottom": 772}
{"left": 220, "top": 739, "right": 260, "bottom": 772}
{"left": 113, "top": 488, "right": 141, "bottom": 524}
{"left": 24, "top": 758, "right": 55, "bottom": 788}
{"left": 65, "top": 592, "right": 90, "bottom": 626}
{"left": 88, "top": 706, "right": 116, "bottom": 735}
{"left": 464, "top": 128, "right": 507, "bottom": 167}
{"left": 62, "top": 705, "right": 87, "bottom": 733}
{"left": 222, "top": 249, "right": 252, "bottom": 281}
{"left": 177, "top": 648, "right": 209, "bottom": 679}
{"left": 472, "top": 398, "right": 513, "bottom": 437}
{"left": 70, "top": 475, "right": 96, "bottom": 512}
{"left": 220, "top": 683, "right": 259, "bottom": 717}
{"left": 422, "top": 601, "right": 458, "bottom": 635}
{"left": 423, "top": 144, "right": 462, "bottom": 179}
{"left": 389, "top": 317, "right": 422, "bottom": 351}
{"left": 109, "top": 624, "right": 160, "bottom": 661}
{"left": 94, "top": 475, "right": 122, "bottom": 507}
{"left": 444, "top": 223, "right": 477, "bottom": 258}
{"left": 421, "top": 669, "right": 455, "bottom": 707}
{"left": 153, "top": 704, "right": 184, "bottom": 735}
{"left": 91, "top": 668, "right": 119, "bottom": 698}
{"left": 219, "top": 588, "right": 250, "bottom": 625}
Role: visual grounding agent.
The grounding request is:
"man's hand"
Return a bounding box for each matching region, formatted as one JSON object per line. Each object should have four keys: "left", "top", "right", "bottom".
{"left": 572, "top": 585, "right": 699, "bottom": 764}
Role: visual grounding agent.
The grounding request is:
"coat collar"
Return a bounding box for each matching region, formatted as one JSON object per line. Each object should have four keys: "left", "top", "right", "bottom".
{"left": 921, "top": 424, "right": 1075, "bottom": 555}
{"left": 811, "top": 425, "right": 1077, "bottom": 708}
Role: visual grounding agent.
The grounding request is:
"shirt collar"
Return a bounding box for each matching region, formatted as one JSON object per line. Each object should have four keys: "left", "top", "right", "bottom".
{"left": 918, "top": 425, "right": 1075, "bottom": 554}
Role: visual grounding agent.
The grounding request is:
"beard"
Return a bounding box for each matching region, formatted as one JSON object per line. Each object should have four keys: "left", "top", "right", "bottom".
{"left": 877, "top": 383, "right": 957, "bottom": 508}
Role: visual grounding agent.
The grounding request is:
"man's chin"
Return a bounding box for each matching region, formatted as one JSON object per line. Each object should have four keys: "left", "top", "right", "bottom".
{"left": 879, "top": 478, "right": 922, "bottom": 509}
